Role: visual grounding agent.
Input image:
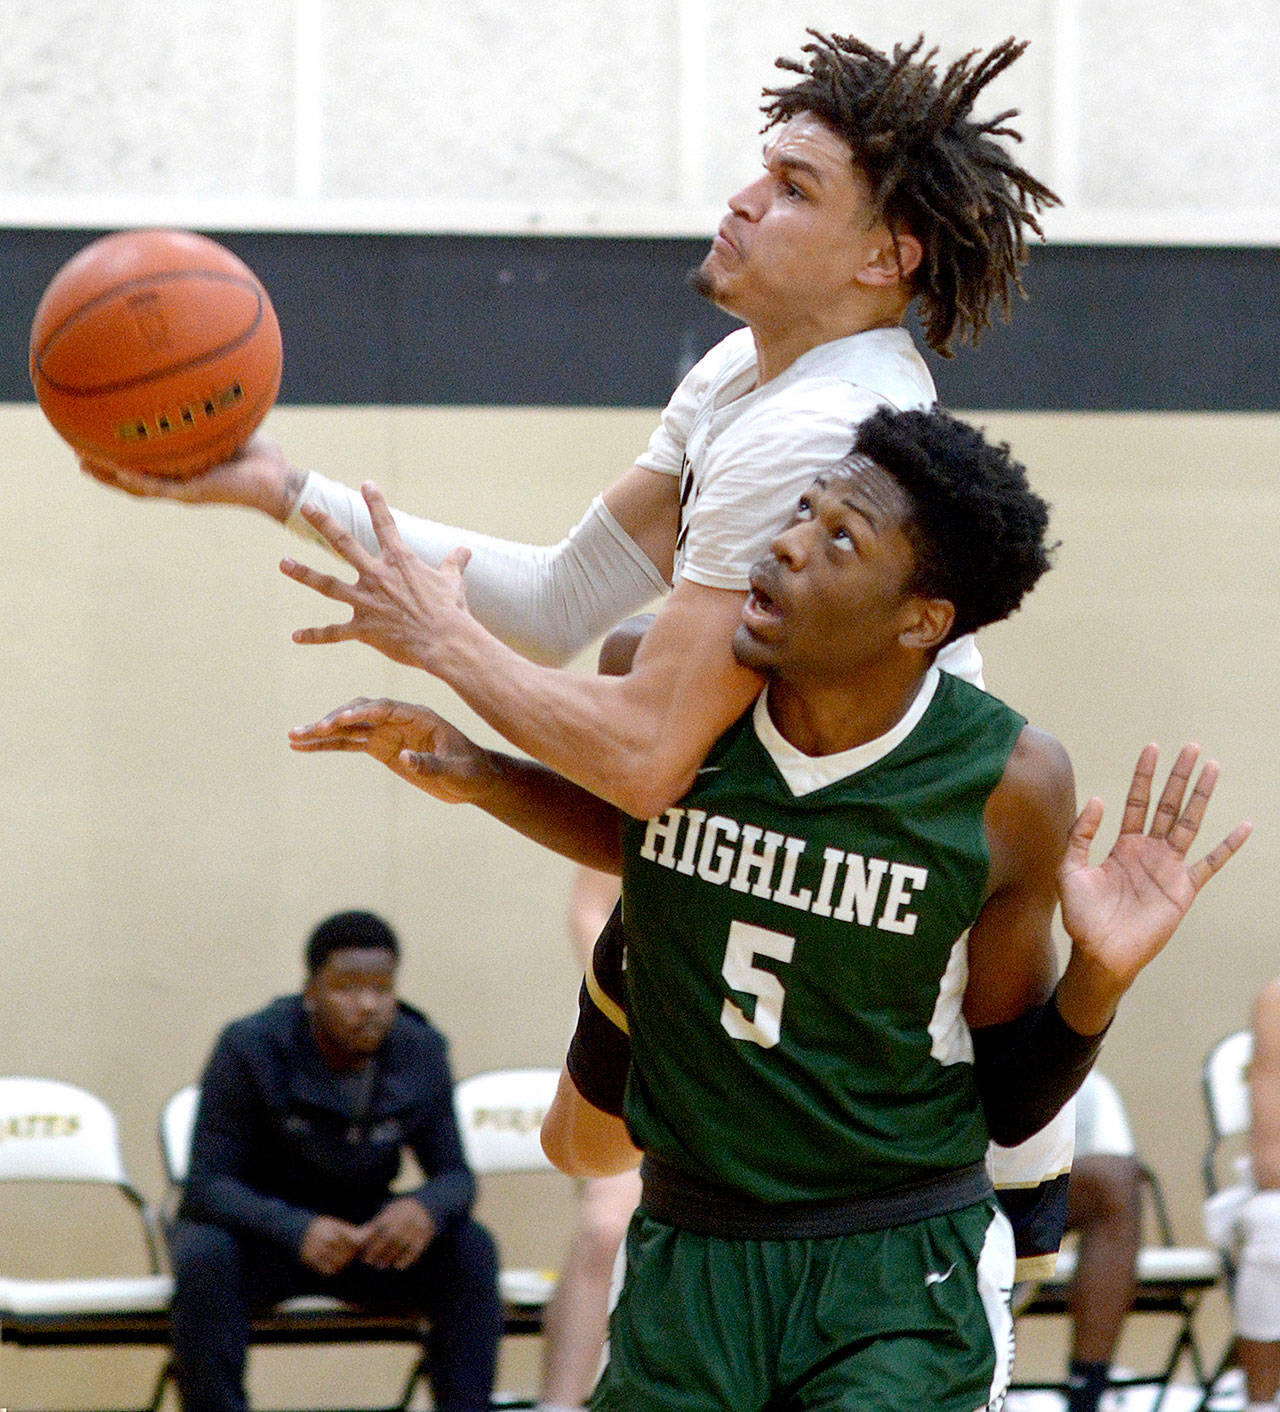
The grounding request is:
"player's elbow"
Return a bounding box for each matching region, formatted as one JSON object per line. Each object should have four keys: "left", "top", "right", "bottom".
{"left": 541, "top": 1125, "right": 616, "bottom": 1179}
{"left": 610, "top": 757, "right": 698, "bottom": 821}
{"left": 540, "top": 1111, "right": 628, "bottom": 1179}
{"left": 540, "top": 1074, "right": 640, "bottom": 1178}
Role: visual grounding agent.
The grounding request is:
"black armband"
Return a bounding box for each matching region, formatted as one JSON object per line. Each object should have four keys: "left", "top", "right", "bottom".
{"left": 971, "top": 987, "right": 1109, "bottom": 1148}
{"left": 564, "top": 901, "right": 632, "bottom": 1118}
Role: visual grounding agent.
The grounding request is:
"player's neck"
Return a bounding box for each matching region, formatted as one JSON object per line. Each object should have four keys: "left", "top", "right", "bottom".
{"left": 765, "top": 662, "right": 931, "bottom": 757}
{"left": 309, "top": 1017, "right": 375, "bottom": 1073}
{"left": 748, "top": 304, "right": 907, "bottom": 386}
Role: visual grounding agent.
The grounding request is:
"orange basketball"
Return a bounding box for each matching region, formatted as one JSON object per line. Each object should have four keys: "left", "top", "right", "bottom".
{"left": 29, "top": 228, "right": 283, "bottom": 479}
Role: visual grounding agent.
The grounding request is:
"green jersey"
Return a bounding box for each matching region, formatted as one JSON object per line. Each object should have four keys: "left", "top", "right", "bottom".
{"left": 620, "top": 667, "right": 1026, "bottom": 1205}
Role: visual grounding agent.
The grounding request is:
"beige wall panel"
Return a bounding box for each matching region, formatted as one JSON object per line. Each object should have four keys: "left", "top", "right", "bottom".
{"left": 2, "top": 401, "right": 1276, "bottom": 1402}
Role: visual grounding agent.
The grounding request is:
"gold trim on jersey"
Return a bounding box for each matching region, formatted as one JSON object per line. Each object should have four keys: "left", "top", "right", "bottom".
{"left": 585, "top": 963, "right": 629, "bottom": 1035}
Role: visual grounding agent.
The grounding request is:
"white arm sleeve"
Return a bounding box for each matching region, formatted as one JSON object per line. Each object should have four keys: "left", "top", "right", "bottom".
{"left": 286, "top": 472, "right": 669, "bottom": 666}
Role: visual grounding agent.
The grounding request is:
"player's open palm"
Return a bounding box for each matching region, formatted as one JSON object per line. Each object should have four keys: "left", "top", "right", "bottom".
{"left": 1058, "top": 742, "right": 1251, "bottom": 990}
{"left": 289, "top": 697, "right": 498, "bottom": 803}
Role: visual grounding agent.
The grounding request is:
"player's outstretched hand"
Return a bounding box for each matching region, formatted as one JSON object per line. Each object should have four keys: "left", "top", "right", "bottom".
{"left": 289, "top": 696, "right": 499, "bottom": 803}
{"left": 1057, "top": 743, "right": 1251, "bottom": 1026}
{"left": 78, "top": 434, "right": 303, "bottom": 521}
{"left": 281, "top": 482, "right": 472, "bottom": 672}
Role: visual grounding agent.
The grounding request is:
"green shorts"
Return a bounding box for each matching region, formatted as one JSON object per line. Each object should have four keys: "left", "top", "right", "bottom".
{"left": 592, "top": 1199, "right": 1014, "bottom": 1412}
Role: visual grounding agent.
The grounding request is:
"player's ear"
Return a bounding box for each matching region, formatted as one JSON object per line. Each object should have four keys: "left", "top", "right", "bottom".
{"left": 899, "top": 596, "right": 955, "bottom": 653}
{"left": 859, "top": 227, "right": 923, "bottom": 288}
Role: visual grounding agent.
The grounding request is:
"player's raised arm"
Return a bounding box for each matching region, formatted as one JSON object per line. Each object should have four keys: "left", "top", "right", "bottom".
{"left": 966, "top": 733, "right": 1250, "bottom": 1147}
{"left": 1053, "top": 741, "right": 1252, "bottom": 1032}
{"left": 80, "top": 436, "right": 307, "bottom": 520}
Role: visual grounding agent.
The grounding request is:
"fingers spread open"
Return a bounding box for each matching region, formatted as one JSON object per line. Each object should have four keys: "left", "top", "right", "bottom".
{"left": 280, "top": 556, "right": 355, "bottom": 603}
{"left": 1188, "top": 820, "right": 1254, "bottom": 892}
{"left": 300, "top": 501, "right": 378, "bottom": 571}
{"left": 1147, "top": 742, "right": 1201, "bottom": 842}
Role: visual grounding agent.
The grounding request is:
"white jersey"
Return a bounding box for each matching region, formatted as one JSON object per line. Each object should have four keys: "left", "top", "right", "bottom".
{"left": 635, "top": 325, "right": 983, "bottom": 685}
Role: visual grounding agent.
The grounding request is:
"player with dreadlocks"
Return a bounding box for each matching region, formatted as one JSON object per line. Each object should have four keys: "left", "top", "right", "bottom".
{"left": 87, "top": 28, "right": 1058, "bottom": 824}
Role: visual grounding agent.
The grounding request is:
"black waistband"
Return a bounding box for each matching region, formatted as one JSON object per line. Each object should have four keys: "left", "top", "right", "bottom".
{"left": 640, "top": 1154, "right": 994, "bottom": 1239}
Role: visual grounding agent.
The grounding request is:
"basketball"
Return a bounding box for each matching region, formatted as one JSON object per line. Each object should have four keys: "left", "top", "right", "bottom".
{"left": 28, "top": 228, "right": 283, "bottom": 479}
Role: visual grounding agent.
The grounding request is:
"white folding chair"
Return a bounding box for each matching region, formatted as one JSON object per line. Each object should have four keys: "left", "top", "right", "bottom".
{"left": 1195, "top": 1029, "right": 1256, "bottom": 1409}
{"left": 453, "top": 1066, "right": 562, "bottom": 1320}
{"left": 157, "top": 1082, "right": 200, "bottom": 1189}
{"left": 1013, "top": 1070, "right": 1223, "bottom": 1410}
{"left": 0, "top": 1076, "right": 174, "bottom": 1405}
{"left": 1203, "top": 1028, "right": 1254, "bottom": 1203}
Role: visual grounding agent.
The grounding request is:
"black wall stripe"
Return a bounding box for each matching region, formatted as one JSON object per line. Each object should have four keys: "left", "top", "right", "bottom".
{"left": 5, "top": 229, "right": 1277, "bottom": 412}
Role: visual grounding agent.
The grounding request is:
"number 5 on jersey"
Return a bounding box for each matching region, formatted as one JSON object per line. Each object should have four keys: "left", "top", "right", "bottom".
{"left": 720, "top": 920, "right": 796, "bottom": 1048}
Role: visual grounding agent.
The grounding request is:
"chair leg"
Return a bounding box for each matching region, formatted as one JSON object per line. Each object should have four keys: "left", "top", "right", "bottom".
{"left": 1189, "top": 1335, "right": 1241, "bottom": 1412}
{"left": 146, "top": 1352, "right": 178, "bottom": 1412}
{"left": 396, "top": 1344, "right": 430, "bottom": 1410}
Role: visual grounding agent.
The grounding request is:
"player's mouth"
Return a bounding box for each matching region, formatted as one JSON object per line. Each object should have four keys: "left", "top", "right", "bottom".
{"left": 743, "top": 565, "right": 785, "bottom": 628}
{"left": 712, "top": 222, "right": 741, "bottom": 259}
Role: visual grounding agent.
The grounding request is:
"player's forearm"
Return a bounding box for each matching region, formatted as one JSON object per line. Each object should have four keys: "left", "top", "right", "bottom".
{"left": 471, "top": 748, "right": 624, "bottom": 872}
{"left": 971, "top": 987, "right": 1107, "bottom": 1147}
{"left": 434, "top": 621, "right": 703, "bottom": 818}
{"left": 430, "top": 587, "right": 763, "bottom": 818}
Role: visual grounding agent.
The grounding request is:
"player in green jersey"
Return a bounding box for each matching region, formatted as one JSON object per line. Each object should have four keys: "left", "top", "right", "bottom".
{"left": 288, "top": 406, "right": 1248, "bottom": 1411}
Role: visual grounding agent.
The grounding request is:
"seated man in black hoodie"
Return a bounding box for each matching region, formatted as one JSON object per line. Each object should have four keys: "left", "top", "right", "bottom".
{"left": 169, "top": 910, "right": 502, "bottom": 1412}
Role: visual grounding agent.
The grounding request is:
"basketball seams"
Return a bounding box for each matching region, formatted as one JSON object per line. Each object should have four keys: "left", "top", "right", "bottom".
{"left": 29, "top": 228, "right": 282, "bottom": 479}
{"left": 32, "top": 271, "right": 266, "bottom": 397}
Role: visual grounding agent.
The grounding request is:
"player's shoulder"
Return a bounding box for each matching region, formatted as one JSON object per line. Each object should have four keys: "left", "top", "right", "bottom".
{"left": 985, "top": 723, "right": 1076, "bottom": 858}
{"left": 789, "top": 327, "right": 937, "bottom": 411}
{"left": 222, "top": 994, "right": 300, "bottom": 1047}
{"left": 1002, "top": 724, "right": 1075, "bottom": 807}
{"left": 693, "top": 326, "right": 757, "bottom": 382}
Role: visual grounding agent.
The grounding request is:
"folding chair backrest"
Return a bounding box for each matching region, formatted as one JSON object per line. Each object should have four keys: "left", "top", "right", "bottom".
{"left": 1203, "top": 1029, "right": 1253, "bottom": 1196}
{"left": 454, "top": 1068, "right": 559, "bottom": 1175}
{"left": 159, "top": 1084, "right": 200, "bottom": 1186}
{"left": 0, "top": 1077, "right": 131, "bottom": 1185}
{"left": 1205, "top": 1030, "right": 1253, "bottom": 1142}
{"left": 1074, "top": 1069, "right": 1137, "bottom": 1159}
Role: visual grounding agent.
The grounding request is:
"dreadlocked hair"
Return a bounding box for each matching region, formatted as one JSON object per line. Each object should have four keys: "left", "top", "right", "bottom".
{"left": 762, "top": 32, "right": 1060, "bottom": 355}
{"left": 852, "top": 406, "right": 1055, "bottom": 641}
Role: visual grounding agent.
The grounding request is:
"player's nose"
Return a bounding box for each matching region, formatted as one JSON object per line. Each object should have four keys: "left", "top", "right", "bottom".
{"left": 727, "top": 174, "right": 767, "bottom": 220}
{"left": 770, "top": 523, "right": 808, "bottom": 568}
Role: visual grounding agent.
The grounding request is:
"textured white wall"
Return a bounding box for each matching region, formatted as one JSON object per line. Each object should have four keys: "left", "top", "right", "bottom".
{"left": 1, "top": 0, "right": 1276, "bottom": 239}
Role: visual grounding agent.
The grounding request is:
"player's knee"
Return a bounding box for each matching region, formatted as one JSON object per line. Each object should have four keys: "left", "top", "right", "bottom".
{"left": 170, "top": 1220, "right": 241, "bottom": 1293}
